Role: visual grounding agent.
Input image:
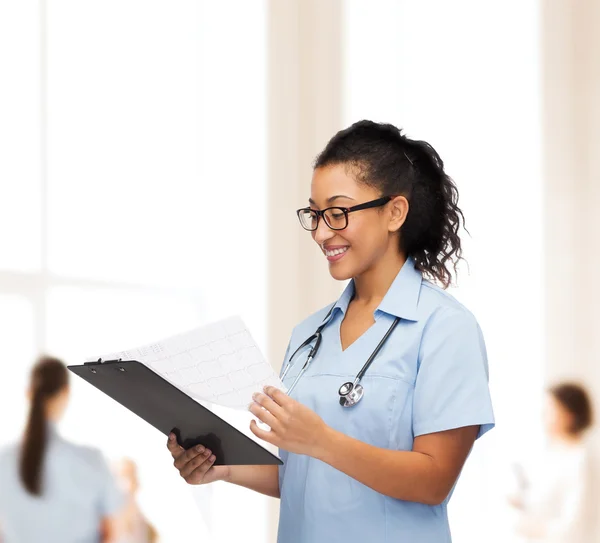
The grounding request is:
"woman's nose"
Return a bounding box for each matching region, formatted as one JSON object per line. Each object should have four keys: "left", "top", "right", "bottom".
{"left": 313, "top": 218, "right": 335, "bottom": 244}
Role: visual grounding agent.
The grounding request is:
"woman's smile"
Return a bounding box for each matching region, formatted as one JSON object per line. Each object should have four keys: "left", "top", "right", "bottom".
{"left": 323, "top": 244, "right": 349, "bottom": 262}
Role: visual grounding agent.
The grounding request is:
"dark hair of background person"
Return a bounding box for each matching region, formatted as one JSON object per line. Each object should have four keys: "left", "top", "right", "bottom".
{"left": 19, "top": 356, "right": 69, "bottom": 496}
{"left": 314, "top": 120, "right": 465, "bottom": 289}
{"left": 550, "top": 382, "right": 594, "bottom": 435}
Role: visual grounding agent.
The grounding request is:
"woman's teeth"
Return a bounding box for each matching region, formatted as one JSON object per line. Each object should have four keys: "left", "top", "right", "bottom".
{"left": 325, "top": 247, "right": 349, "bottom": 257}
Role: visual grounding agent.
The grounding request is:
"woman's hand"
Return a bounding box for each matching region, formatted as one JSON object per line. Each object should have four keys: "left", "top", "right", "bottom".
{"left": 249, "top": 386, "right": 329, "bottom": 457}
{"left": 166, "top": 433, "right": 230, "bottom": 485}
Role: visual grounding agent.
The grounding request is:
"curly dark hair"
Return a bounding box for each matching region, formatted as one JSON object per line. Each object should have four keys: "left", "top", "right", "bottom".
{"left": 314, "top": 120, "right": 465, "bottom": 288}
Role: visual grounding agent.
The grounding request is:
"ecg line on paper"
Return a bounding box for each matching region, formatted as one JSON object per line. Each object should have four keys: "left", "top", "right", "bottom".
{"left": 94, "top": 317, "right": 285, "bottom": 410}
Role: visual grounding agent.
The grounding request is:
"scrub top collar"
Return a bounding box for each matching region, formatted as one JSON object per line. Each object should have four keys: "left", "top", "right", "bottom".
{"left": 318, "top": 256, "right": 422, "bottom": 327}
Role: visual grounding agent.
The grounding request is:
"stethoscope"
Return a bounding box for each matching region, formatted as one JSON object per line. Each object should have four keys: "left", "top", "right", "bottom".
{"left": 281, "top": 306, "right": 401, "bottom": 407}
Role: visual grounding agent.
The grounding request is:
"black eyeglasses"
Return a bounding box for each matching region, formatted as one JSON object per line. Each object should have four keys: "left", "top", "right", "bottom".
{"left": 297, "top": 196, "right": 393, "bottom": 231}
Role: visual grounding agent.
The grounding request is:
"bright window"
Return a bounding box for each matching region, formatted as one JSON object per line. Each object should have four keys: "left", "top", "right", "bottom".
{"left": 0, "top": 1, "right": 268, "bottom": 540}
{"left": 0, "top": 0, "right": 42, "bottom": 271}
{"left": 343, "top": 1, "right": 543, "bottom": 540}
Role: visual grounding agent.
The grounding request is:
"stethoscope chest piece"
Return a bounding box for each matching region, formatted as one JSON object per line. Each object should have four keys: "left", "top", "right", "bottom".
{"left": 338, "top": 381, "right": 364, "bottom": 407}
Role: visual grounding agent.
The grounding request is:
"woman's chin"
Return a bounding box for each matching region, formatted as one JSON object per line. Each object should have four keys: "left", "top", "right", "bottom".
{"left": 327, "top": 261, "right": 354, "bottom": 281}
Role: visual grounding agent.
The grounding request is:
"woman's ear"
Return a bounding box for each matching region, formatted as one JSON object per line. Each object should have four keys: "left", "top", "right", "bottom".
{"left": 388, "top": 196, "right": 409, "bottom": 232}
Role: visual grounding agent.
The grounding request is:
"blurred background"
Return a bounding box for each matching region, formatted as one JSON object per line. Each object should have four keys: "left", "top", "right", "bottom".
{"left": 1, "top": 0, "right": 599, "bottom": 541}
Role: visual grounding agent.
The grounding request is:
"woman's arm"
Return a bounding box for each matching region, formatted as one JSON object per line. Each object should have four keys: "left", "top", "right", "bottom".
{"left": 316, "top": 425, "right": 478, "bottom": 505}
{"left": 167, "top": 435, "right": 280, "bottom": 498}
{"left": 225, "top": 465, "right": 280, "bottom": 498}
{"left": 249, "top": 387, "right": 478, "bottom": 506}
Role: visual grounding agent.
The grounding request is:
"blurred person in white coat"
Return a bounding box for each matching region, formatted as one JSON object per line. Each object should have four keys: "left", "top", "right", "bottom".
{"left": 509, "top": 383, "right": 597, "bottom": 543}
{"left": 0, "top": 356, "right": 123, "bottom": 543}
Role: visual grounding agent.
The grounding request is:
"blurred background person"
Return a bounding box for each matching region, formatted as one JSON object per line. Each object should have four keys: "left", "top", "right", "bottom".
{"left": 114, "top": 457, "right": 158, "bottom": 543}
{"left": 0, "top": 356, "right": 123, "bottom": 543}
{"left": 509, "top": 383, "right": 597, "bottom": 542}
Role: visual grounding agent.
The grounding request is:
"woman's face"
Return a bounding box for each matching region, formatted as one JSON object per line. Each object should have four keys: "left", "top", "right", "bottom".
{"left": 309, "top": 164, "right": 405, "bottom": 281}
{"left": 544, "top": 394, "right": 573, "bottom": 437}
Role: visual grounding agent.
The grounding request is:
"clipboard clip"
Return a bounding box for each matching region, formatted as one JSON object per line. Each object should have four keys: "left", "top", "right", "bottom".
{"left": 84, "top": 358, "right": 124, "bottom": 373}
{"left": 84, "top": 358, "right": 123, "bottom": 365}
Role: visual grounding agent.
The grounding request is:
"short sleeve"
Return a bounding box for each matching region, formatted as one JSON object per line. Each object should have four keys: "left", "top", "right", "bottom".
{"left": 413, "top": 307, "right": 495, "bottom": 439}
{"left": 93, "top": 451, "right": 124, "bottom": 517}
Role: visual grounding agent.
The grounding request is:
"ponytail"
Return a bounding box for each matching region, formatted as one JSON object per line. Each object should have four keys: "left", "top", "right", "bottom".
{"left": 19, "top": 356, "right": 68, "bottom": 496}
{"left": 400, "top": 139, "right": 464, "bottom": 289}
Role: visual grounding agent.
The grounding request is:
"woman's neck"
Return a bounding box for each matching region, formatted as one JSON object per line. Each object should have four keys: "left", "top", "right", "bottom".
{"left": 550, "top": 432, "right": 584, "bottom": 447}
{"left": 353, "top": 250, "right": 407, "bottom": 306}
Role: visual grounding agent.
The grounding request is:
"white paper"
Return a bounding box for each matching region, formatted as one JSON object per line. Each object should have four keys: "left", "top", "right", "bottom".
{"left": 88, "top": 316, "right": 286, "bottom": 410}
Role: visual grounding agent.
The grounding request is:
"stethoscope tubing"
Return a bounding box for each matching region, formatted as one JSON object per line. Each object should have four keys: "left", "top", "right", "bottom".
{"left": 355, "top": 316, "right": 400, "bottom": 381}
{"left": 282, "top": 305, "right": 400, "bottom": 403}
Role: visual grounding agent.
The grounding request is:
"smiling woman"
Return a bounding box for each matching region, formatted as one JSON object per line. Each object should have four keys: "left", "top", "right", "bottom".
{"left": 167, "top": 120, "right": 495, "bottom": 543}
{"left": 306, "top": 121, "right": 463, "bottom": 288}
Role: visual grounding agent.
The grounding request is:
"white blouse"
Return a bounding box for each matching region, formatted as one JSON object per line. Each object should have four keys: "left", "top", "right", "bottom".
{"left": 514, "top": 441, "right": 598, "bottom": 543}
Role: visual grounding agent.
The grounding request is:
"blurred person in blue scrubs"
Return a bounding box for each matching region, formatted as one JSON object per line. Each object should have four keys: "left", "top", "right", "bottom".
{"left": 166, "top": 120, "right": 495, "bottom": 542}
{"left": 0, "top": 356, "right": 123, "bottom": 542}
{"left": 509, "top": 383, "right": 598, "bottom": 543}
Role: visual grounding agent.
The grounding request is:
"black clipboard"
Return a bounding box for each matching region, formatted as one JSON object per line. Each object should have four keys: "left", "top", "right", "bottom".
{"left": 67, "top": 359, "right": 282, "bottom": 466}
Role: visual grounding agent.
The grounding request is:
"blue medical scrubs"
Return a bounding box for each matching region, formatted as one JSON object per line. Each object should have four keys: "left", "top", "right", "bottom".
{"left": 0, "top": 424, "right": 123, "bottom": 543}
{"left": 277, "top": 257, "right": 495, "bottom": 543}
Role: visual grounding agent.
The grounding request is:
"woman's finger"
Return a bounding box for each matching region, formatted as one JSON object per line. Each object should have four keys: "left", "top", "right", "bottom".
{"left": 173, "top": 444, "right": 206, "bottom": 471}
{"left": 185, "top": 453, "right": 217, "bottom": 484}
{"left": 248, "top": 402, "right": 281, "bottom": 432}
{"left": 166, "top": 433, "right": 184, "bottom": 458}
{"left": 252, "top": 392, "right": 286, "bottom": 419}
{"left": 264, "top": 386, "right": 293, "bottom": 408}
{"left": 250, "top": 419, "right": 279, "bottom": 446}
{"left": 180, "top": 447, "right": 213, "bottom": 479}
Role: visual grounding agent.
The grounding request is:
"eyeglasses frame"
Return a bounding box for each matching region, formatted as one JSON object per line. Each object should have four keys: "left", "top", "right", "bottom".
{"left": 296, "top": 196, "right": 394, "bottom": 231}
